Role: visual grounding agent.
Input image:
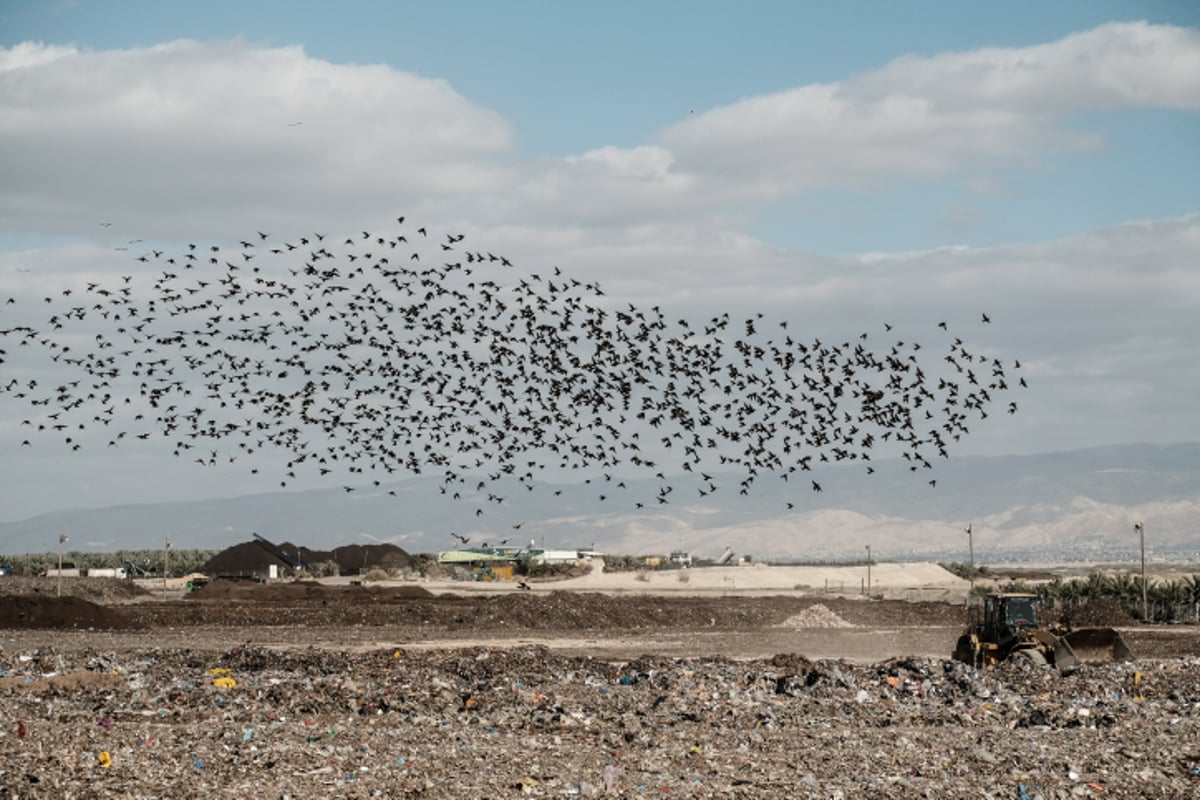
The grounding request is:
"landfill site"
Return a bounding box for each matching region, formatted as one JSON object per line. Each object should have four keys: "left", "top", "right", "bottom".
{"left": 1, "top": 544, "right": 1198, "bottom": 799}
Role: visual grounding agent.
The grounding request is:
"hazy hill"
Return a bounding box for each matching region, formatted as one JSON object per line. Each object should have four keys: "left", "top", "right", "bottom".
{"left": 1, "top": 442, "right": 1196, "bottom": 562}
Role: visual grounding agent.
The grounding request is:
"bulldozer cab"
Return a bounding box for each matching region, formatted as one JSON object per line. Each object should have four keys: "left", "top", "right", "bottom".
{"left": 986, "top": 593, "right": 1038, "bottom": 629}
{"left": 974, "top": 594, "right": 1051, "bottom": 657}
{"left": 978, "top": 593, "right": 1039, "bottom": 649}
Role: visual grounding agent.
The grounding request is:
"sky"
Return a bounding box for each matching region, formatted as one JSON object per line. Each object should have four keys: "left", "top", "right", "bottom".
{"left": 1, "top": 0, "right": 1198, "bottom": 523}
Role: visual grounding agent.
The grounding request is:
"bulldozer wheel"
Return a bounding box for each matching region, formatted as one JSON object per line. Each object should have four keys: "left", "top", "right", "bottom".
{"left": 953, "top": 634, "right": 977, "bottom": 666}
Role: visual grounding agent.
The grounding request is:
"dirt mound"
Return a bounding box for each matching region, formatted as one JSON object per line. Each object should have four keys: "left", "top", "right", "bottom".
{"left": 0, "top": 595, "right": 138, "bottom": 630}
{"left": 1063, "top": 598, "right": 1137, "bottom": 627}
{"left": 778, "top": 603, "right": 855, "bottom": 628}
{"left": 390, "top": 585, "right": 435, "bottom": 598}
{"left": 187, "top": 578, "right": 437, "bottom": 603}
{"left": 0, "top": 576, "right": 150, "bottom": 603}
{"left": 189, "top": 578, "right": 331, "bottom": 601}
{"left": 304, "top": 542, "right": 416, "bottom": 574}
{"left": 139, "top": 592, "right": 971, "bottom": 632}
{"left": 200, "top": 540, "right": 415, "bottom": 576}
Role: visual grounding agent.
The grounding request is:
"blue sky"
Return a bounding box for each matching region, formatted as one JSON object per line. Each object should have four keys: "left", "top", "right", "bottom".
{"left": 3, "top": 0, "right": 1198, "bottom": 254}
{"left": 0, "top": 1, "right": 1198, "bottom": 521}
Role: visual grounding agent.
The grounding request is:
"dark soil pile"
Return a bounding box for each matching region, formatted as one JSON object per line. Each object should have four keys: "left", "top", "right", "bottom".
{"left": 187, "top": 579, "right": 436, "bottom": 603}
{"left": 154, "top": 591, "right": 961, "bottom": 633}
{"left": 0, "top": 576, "right": 149, "bottom": 603}
{"left": 1063, "top": 598, "right": 1137, "bottom": 627}
{"left": 302, "top": 543, "right": 416, "bottom": 574}
{"left": 200, "top": 540, "right": 415, "bottom": 576}
{"left": 0, "top": 595, "right": 138, "bottom": 630}
{"left": 189, "top": 578, "right": 330, "bottom": 601}
{"left": 199, "top": 540, "right": 293, "bottom": 575}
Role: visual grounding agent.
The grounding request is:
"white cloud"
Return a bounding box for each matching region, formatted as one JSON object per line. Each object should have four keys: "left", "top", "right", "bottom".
{"left": 3, "top": 24, "right": 1196, "bottom": 237}
{"left": 860, "top": 22, "right": 1200, "bottom": 113}
{"left": 0, "top": 25, "right": 1197, "bottom": 519}
{"left": 656, "top": 21, "right": 1200, "bottom": 199}
{"left": 0, "top": 39, "right": 515, "bottom": 240}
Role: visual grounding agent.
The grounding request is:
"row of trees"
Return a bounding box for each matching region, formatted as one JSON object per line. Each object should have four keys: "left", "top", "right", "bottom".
{"left": 0, "top": 549, "right": 218, "bottom": 578}
{"left": 993, "top": 572, "right": 1200, "bottom": 624}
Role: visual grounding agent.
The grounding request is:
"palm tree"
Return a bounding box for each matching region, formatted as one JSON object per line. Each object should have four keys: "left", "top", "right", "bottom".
{"left": 1153, "top": 579, "right": 1191, "bottom": 623}
{"left": 1081, "top": 571, "right": 1106, "bottom": 599}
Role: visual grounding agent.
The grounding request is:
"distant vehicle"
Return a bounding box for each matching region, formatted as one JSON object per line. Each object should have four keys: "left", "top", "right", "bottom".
{"left": 86, "top": 567, "right": 127, "bottom": 579}
{"left": 0, "top": 566, "right": 12, "bottom": 576}
{"left": 124, "top": 561, "right": 155, "bottom": 577}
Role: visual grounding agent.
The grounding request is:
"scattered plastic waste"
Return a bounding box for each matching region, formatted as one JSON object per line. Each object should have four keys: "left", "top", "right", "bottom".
{"left": 0, "top": 595, "right": 1194, "bottom": 795}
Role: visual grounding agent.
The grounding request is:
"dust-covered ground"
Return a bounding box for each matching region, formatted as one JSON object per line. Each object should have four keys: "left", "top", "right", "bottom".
{"left": 1, "top": 577, "right": 1198, "bottom": 798}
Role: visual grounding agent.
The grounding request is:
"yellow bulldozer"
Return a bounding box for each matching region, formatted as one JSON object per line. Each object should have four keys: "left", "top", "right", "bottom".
{"left": 954, "top": 592, "right": 1134, "bottom": 672}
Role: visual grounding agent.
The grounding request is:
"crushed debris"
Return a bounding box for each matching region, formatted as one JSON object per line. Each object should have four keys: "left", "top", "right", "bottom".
{"left": 0, "top": 644, "right": 1196, "bottom": 797}
{"left": 0, "top": 579, "right": 1197, "bottom": 796}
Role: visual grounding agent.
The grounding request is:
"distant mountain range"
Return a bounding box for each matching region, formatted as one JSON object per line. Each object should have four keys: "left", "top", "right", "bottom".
{"left": 1, "top": 442, "right": 1197, "bottom": 563}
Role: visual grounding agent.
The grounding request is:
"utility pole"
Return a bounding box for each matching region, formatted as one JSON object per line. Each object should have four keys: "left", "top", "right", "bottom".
{"left": 163, "top": 536, "right": 172, "bottom": 597}
{"left": 1135, "top": 523, "right": 1147, "bottom": 621}
{"left": 865, "top": 544, "right": 871, "bottom": 595}
{"left": 57, "top": 534, "right": 68, "bottom": 597}
{"left": 966, "top": 523, "right": 975, "bottom": 591}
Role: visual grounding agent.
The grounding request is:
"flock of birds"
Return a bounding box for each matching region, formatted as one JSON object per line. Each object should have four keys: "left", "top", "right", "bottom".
{"left": 1, "top": 217, "right": 1026, "bottom": 527}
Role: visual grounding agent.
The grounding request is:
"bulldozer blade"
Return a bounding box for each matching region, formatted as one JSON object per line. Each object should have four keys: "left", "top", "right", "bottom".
{"left": 1052, "top": 637, "right": 1079, "bottom": 673}
{"left": 1060, "top": 628, "right": 1135, "bottom": 664}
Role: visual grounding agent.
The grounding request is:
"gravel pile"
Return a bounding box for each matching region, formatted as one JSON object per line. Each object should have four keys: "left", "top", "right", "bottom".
{"left": 1, "top": 644, "right": 1197, "bottom": 798}
{"left": 777, "top": 603, "right": 855, "bottom": 628}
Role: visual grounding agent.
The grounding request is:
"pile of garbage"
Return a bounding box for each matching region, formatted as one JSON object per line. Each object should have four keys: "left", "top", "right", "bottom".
{"left": 1, "top": 644, "right": 1196, "bottom": 797}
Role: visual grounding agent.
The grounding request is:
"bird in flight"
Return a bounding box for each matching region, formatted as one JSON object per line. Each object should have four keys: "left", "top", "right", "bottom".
{"left": 1, "top": 214, "right": 1027, "bottom": 520}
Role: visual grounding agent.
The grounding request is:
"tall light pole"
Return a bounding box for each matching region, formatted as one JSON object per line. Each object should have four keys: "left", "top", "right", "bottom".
{"left": 966, "top": 524, "right": 975, "bottom": 592}
{"left": 865, "top": 545, "right": 871, "bottom": 595}
{"left": 163, "top": 536, "right": 172, "bottom": 596}
{"left": 1135, "top": 523, "right": 1146, "bottom": 621}
{"left": 57, "top": 534, "right": 68, "bottom": 597}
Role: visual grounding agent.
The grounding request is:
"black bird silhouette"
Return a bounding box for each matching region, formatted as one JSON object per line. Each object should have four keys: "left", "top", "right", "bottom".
{"left": 1, "top": 215, "right": 1028, "bottom": 519}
